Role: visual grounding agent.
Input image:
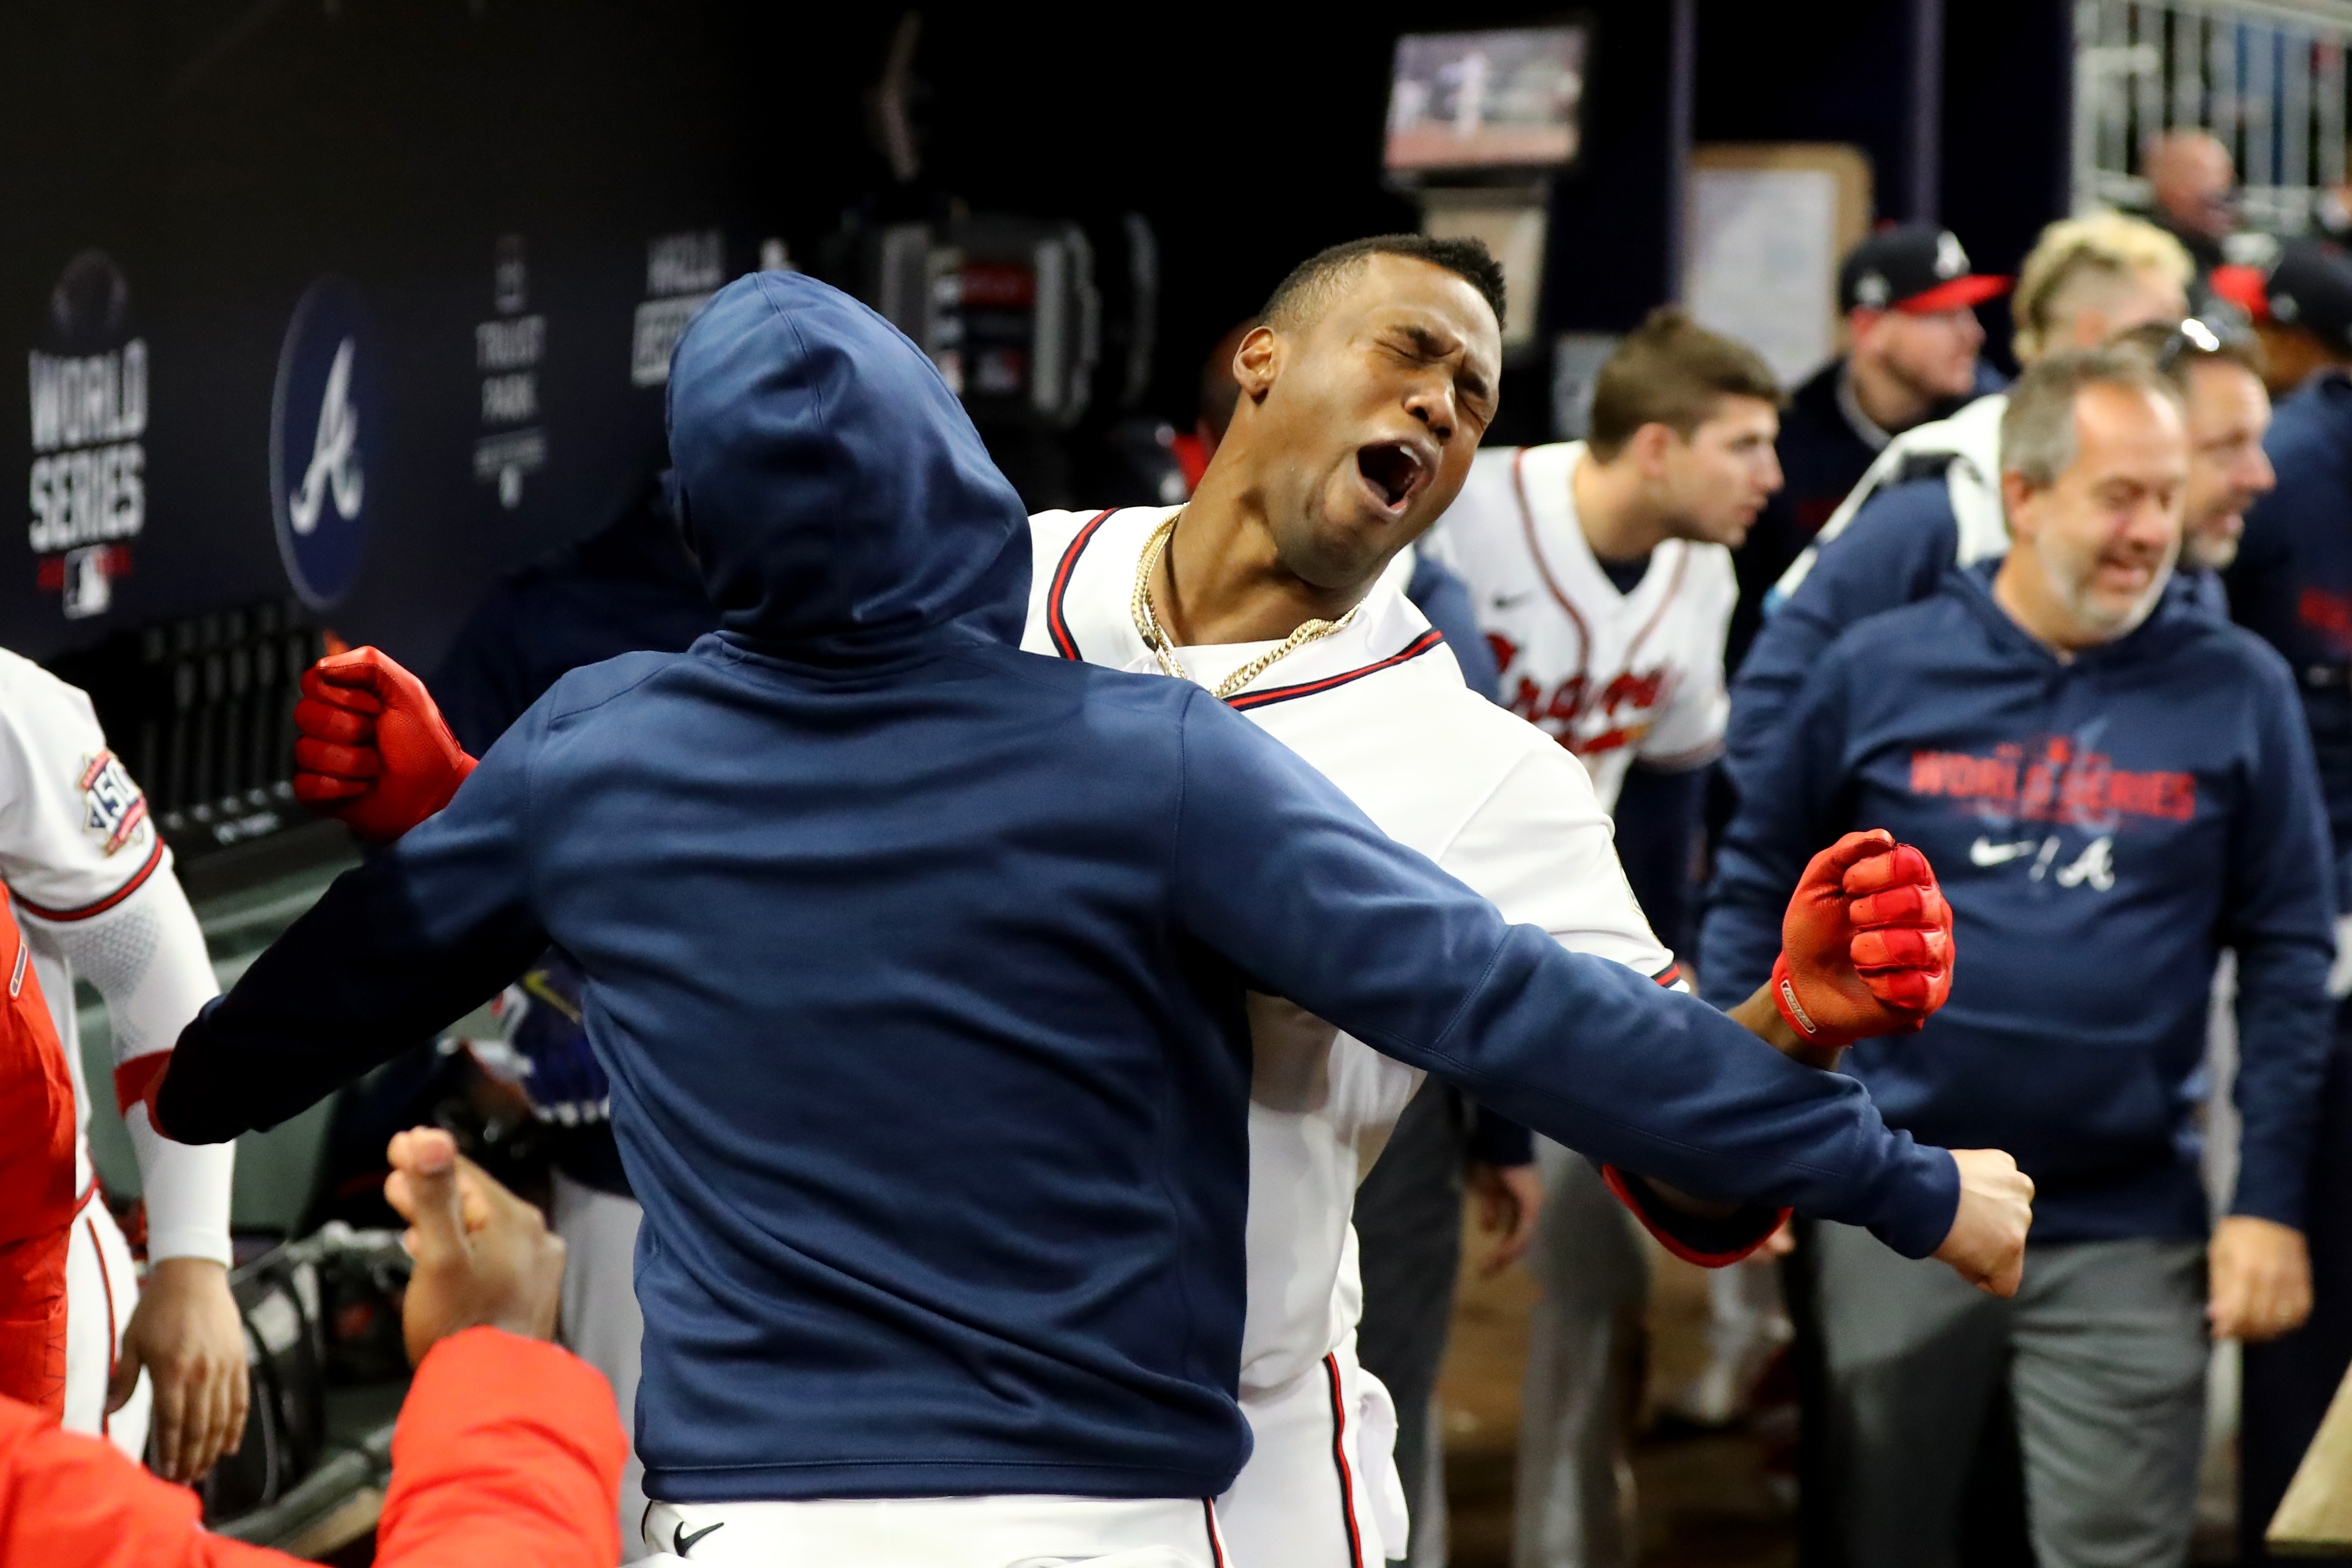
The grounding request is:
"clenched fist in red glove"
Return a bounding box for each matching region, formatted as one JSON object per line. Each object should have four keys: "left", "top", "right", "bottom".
{"left": 292, "top": 647, "right": 478, "bottom": 844}
{"left": 1771, "top": 828, "right": 1955, "bottom": 1052}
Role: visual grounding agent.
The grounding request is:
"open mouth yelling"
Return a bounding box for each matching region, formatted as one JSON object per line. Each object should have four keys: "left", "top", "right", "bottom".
{"left": 1356, "top": 440, "right": 1432, "bottom": 516}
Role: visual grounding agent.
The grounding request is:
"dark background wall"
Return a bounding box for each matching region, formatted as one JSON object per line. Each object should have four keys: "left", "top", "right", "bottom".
{"left": 0, "top": 0, "right": 2074, "bottom": 679}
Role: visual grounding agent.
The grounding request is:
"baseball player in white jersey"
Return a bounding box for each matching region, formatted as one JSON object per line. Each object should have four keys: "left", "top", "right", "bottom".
{"left": 0, "top": 650, "right": 246, "bottom": 1480}
{"left": 1422, "top": 308, "right": 1787, "bottom": 1568}
{"left": 1025, "top": 502, "right": 1689, "bottom": 1563}
{"left": 1007, "top": 249, "right": 1964, "bottom": 1567}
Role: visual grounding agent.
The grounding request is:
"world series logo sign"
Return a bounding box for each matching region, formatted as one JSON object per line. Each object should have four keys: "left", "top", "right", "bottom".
{"left": 271, "top": 277, "right": 379, "bottom": 609}
{"left": 26, "top": 250, "right": 148, "bottom": 620}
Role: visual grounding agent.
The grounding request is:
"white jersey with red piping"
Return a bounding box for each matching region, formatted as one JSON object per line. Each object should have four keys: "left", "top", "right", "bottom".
{"left": 0, "top": 648, "right": 230, "bottom": 1265}
{"left": 1023, "top": 504, "right": 1675, "bottom": 1399}
{"left": 1421, "top": 441, "right": 1737, "bottom": 814}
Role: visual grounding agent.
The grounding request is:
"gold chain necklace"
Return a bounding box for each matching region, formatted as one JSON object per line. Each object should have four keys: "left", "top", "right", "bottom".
{"left": 1130, "top": 509, "right": 1359, "bottom": 699}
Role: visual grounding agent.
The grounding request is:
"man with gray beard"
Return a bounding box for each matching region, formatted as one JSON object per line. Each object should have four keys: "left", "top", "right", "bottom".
{"left": 1703, "top": 346, "right": 2334, "bottom": 1568}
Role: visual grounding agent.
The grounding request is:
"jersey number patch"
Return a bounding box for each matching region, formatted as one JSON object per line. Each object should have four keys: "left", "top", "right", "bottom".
{"left": 79, "top": 750, "right": 147, "bottom": 856}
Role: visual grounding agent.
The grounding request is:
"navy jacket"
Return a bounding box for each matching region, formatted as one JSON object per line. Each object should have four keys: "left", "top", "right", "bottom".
{"left": 1731, "top": 357, "right": 2002, "bottom": 673}
{"left": 2228, "top": 370, "right": 2352, "bottom": 898}
{"left": 158, "top": 273, "right": 1956, "bottom": 1505}
{"left": 1706, "top": 564, "right": 2333, "bottom": 1241}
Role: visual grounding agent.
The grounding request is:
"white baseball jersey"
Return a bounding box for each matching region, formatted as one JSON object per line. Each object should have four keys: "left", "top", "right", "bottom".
{"left": 1024, "top": 505, "right": 1674, "bottom": 1558}
{"left": 1424, "top": 441, "right": 1737, "bottom": 813}
{"left": 0, "top": 650, "right": 230, "bottom": 1267}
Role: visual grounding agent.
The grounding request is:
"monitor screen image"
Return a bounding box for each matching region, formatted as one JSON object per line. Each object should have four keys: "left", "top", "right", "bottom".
{"left": 1385, "top": 25, "right": 1589, "bottom": 175}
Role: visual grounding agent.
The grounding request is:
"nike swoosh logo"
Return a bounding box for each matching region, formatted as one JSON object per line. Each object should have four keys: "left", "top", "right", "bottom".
{"left": 675, "top": 1520, "right": 725, "bottom": 1555}
{"left": 1492, "top": 591, "right": 1535, "bottom": 608}
{"left": 1969, "top": 837, "right": 2034, "bottom": 866}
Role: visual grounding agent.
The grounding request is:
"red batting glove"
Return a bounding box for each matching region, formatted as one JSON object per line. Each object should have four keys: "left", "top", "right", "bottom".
{"left": 291, "top": 647, "right": 477, "bottom": 844}
{"left": 1771, "top": 829, "right": 1956, "bottom": 1050}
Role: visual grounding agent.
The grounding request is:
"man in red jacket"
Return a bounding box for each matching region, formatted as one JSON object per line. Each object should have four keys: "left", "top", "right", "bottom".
{"left": 0, "top": 1127, "right": 627, "bottom": 1567}
{"left": 0, "top": 895, "right": 79, "bottom": 1425}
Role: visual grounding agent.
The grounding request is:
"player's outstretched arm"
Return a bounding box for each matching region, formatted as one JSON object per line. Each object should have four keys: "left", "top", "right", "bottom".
{"left": 153, "top": 703, "right": 547, "bottom": 1147}
{"left": 1168, "top": 693, "right": 2028, "bottom": 1292}
{"left": 1605, "top": 828, "right": 1964, "bottom": 1266}
{"left": 293, "top": 648, "right": 477, "bottom": 843}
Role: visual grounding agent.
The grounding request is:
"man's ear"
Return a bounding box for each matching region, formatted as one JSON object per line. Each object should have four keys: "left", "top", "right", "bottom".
{"left": 1628, "top": 421, "right": 1680, "bottom": 477}
{"left": 1234, "top": 325, "right": 1281, "bottom": 404}
{"left": 1999, "top": 470, "right": 2042, "bottom": 538}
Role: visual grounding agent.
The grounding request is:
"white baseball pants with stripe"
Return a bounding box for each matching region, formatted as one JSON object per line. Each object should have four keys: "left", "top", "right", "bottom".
{"left": 63, "top": 1196, "right": 150, "bottom": 1461}
{"left": 1220, "top": 1339, "right": 1410, "bottom": 1565}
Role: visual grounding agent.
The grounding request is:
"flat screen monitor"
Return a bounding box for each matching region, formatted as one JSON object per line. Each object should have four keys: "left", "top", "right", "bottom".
{"left": 1385, "top": 24, "right": 1589, "bottom": 176}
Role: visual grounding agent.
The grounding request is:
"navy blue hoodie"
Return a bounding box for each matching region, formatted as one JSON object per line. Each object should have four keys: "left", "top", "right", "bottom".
{"left": 1706, "top": 563, "right": 2333, "bottom": 1241}
{"left": 159, "top": 273, "right": 1957, "bottom": 1504}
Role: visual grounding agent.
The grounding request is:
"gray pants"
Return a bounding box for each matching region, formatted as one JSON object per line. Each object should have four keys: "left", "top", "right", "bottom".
{"left": 1514, "top": 1142, "right": 1647, "bottom": 1568}
{"left": 1811, "top": 1223, "right": 2208, "bottom": 1568}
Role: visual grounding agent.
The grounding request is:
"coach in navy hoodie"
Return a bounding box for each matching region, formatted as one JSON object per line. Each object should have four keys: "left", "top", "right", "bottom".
{"left": 156, "top": 274, "right": 1983, "bottom": 1558}
{"left": 1705, "top": 346, "right": 2331, "bottom": 1568}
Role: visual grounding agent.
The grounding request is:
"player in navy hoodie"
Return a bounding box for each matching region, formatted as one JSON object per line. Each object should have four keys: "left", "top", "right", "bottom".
{"left": 147, "top": 273, "right": 2014, "bottom": 1565}
{"left": 1706, "top": 346, "right": 2332, "bottom": 1568}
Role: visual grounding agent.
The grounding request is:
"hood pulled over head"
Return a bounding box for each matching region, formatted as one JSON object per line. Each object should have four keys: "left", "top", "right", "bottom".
{"left": 666, "top": 271, "right": 1029, "bottom": 661}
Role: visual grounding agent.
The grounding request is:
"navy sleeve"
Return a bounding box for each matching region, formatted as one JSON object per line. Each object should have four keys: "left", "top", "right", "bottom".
{"left": 1168, "top": 691, "right": 1958, "bottom": 1259}
{"left": 2225, "top": 650, "right": 2339, "bottom": 1230}
{"left": 156, "top": 703, "right": 554, "bottom": 1144}
{"left": 1726, "top": 481, "right": 1956, "bottom": 802}
{"left": 1406, "top": 551, "right": 1500, "bottom": 703}
{"left": 1701, "top": 647, "right": 1855, "bottom": 1009}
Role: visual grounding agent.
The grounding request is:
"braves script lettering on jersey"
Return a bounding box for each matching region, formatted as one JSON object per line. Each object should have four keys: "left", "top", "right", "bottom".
{"left": 1024, "top": 505, "right": 1680, "bottom": 1565}
{"left": 1422, "top": 442, "right": 1736, "bottom": 813}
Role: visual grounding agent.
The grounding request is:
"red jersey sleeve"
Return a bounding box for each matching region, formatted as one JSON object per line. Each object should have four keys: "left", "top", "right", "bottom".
{"left": 0, "top": 903, "right": 79, "bottom": 1416}
{"left": 375, "top": 1327, "right": 626, "bottom": 1568}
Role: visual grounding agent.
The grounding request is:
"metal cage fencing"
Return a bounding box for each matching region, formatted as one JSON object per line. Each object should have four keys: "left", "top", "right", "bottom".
{"left": 2074, "top": 0, "right": 2351, "bottom": 233}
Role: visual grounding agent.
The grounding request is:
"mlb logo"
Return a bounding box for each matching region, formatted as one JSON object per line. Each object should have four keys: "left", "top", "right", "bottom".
{"left": 63, "top": 546, "right": 113, "bottom": 620}
{"left": 79, "top": 750, "right": 147, "bottom": 855}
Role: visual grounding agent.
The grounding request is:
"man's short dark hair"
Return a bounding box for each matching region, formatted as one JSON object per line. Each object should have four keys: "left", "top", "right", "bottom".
{"left": 1586, "top": 307, "right": 1784, "bottom": 461}
{"left": 1261, "top": 235, "right": 1507, "bottom": 334}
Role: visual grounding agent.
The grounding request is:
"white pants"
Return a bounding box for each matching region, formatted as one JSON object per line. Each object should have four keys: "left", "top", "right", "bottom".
{"left": 63, "top": 1197, "right": 150, "bottom": 1461}
{"left": 1222, "top": 1343, "right": 1409, "bottom": 1565}
{"left": 641, "top": 1494, "right": 1227, "bottom": 1566}
{"left": 552, "top": 1170, "right": 648, "bottom": 1563}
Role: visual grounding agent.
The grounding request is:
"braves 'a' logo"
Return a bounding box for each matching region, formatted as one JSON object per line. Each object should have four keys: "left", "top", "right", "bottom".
{"left": 288, "top": 337, "right": 364, "bottom": 535}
